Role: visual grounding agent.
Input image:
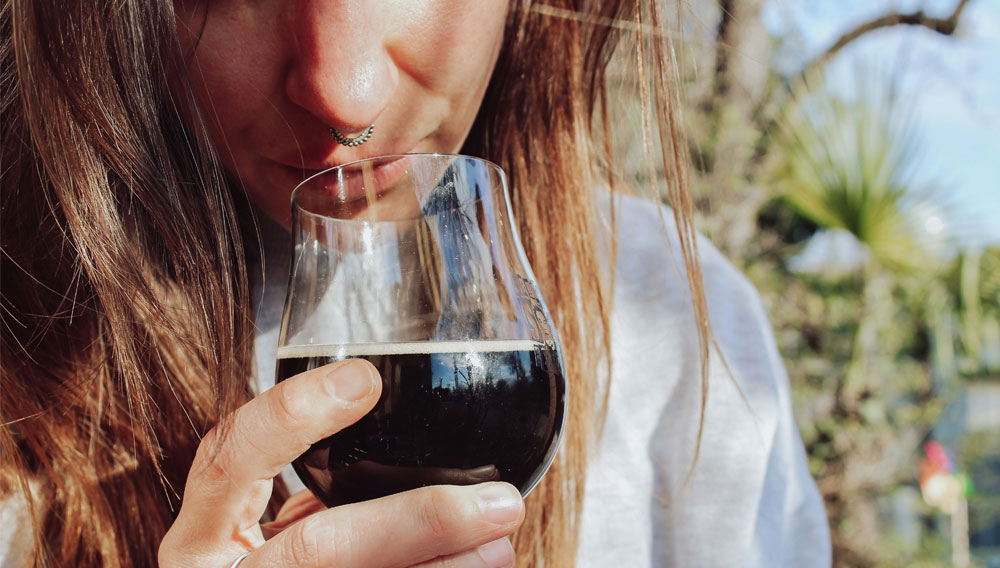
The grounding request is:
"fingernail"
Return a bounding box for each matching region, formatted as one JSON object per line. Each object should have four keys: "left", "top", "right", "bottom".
{"left": 476, "top": 483, "right": 522, "bottom": 525}
{"left": 477, "top": 537, "right": 515, "bottom": 568}
{"left": 323, "top": 359, "right": 375, "bottom": 402}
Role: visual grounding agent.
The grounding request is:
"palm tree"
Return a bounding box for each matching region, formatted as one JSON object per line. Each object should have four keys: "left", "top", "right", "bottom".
{"left": 774, "top": 68, "right": 947, "bottom": 273}
{"left": 768, "top": 67, "right": 965, "bottom": 564}
{"left": 772, "top": 67, "right": 958, "bottom": 395}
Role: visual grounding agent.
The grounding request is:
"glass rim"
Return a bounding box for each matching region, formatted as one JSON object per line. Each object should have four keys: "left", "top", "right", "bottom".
{"left": 290, "top": 152, "right": 507, "bottom": 225}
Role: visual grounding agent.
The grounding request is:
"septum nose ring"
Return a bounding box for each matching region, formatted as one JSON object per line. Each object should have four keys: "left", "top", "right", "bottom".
{"left": 329, "top": 124, "right": 375, "bottom": 147}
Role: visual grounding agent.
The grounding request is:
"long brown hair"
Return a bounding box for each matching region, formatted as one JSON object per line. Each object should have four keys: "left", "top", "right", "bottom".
{"left": 1, "top": 1, "right": 710, "bottom": 566}
{"left": 465, "top": 2, "right": 711, "bottom": 563}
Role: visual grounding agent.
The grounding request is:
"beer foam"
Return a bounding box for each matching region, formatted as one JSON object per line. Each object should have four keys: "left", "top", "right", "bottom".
{"left": 277, "top": 339, "right": 543, "bottom": 359}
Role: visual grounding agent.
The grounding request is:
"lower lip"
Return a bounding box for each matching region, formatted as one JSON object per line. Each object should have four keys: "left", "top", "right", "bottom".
{"left": 290, "top": 155, "right": 415, "bottom": 212}
{"left": 281, "top": 153, "right": 411, "bottom": 193}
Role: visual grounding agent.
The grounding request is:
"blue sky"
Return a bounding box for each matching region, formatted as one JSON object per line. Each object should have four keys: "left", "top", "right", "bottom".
{"left": 763, "top": 0, "right": 1000, "bottom": 246}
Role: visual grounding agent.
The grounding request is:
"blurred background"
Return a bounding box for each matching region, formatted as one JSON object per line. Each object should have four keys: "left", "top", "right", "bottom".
{"left": 610, "top": 0, "right": 999, "bottom": 565}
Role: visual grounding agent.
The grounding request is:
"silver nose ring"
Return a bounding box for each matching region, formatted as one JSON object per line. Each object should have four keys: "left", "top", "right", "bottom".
{"left": 329, "top": 123, "right": 375, "bottom": 147}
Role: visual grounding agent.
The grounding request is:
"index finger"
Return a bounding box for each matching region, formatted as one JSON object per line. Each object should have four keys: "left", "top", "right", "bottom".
{"left": 181, "top": 359, "right": 381, "bottom": 520}
{"left": 248, "top": 483, "right": 525, "bottom": 568}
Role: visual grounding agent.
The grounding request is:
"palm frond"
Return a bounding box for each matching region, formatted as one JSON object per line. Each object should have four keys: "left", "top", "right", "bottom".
{"left": 772, "top": 66, "right": 950, "bottom": 274}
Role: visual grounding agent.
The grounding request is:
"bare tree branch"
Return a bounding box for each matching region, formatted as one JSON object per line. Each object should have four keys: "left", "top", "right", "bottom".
{"left": 742, "top": 0, "right": 974, "bottom": 171}
{"left": 800, "top": 0, "right": 972, "bottom": 76}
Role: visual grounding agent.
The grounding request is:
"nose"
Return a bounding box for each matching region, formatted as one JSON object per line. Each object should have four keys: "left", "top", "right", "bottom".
{"left": 283, "top": 1, "right": 397, "bottom": 135}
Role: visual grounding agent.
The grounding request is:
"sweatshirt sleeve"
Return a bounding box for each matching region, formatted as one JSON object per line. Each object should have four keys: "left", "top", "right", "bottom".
{"left": 744, "top": 279, "right": 832, "bottom": 566}
{"left": 660, "top": 242, "right": 832, "bottom": 567}
{"left": 579, "top": 193, "right": 831, "bottom": 567}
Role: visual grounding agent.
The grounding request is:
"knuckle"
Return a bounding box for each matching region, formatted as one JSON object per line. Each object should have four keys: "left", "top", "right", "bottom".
{"left": 187, "top": 424, "right": 260, "bottom": 490}
{"left": 188, "top": 428, "right": 231, "bottom": 484}
{"left": 190, "top": 428, "right": 220, "bottom": 471}
{"left": 231, "top": 421, "right": 282, "bottom": 472}
{"left": 281, "top": 516, "right": 324, "bottom": 566}
{"left": 418, "top": 486, "right": 465, "bottom": 544}
{"left": 271, "top": 379, "right": 312, "bottom": 432}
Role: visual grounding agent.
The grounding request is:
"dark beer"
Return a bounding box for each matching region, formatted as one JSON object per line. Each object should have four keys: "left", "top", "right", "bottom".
{"left": 275, "top": 340, "right": 566, "bottom": 507}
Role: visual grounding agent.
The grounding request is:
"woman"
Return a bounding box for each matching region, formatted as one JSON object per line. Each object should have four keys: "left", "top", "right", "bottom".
{"left": 0, "top": 0, "right": 831, "bottom": 566}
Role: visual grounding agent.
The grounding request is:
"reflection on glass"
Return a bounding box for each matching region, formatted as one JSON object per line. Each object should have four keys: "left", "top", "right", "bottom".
{"left": 275, "top": 155, "right": 566, "bottom": 507}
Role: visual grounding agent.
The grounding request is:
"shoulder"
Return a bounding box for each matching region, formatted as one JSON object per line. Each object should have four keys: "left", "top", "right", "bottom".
{"left": 602, "top": 190, "right": 784, "bottom": 451}
{"left": 589, "top": 192, "right": 830, "bottom": 566}
{"left": 605, "top": 191, "right": 760, "bottom": 307}
{"left": 604, "top": 191, "right": 776, "bottom": 383}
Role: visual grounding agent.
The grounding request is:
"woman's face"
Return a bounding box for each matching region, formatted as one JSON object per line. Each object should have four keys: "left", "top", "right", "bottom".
{"left": 175, "top": 1, "right": 508, "bottom": 225}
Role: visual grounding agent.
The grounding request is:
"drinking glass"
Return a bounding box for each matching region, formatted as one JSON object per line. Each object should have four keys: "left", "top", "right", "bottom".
{"left": 276, "top": 154, "right": 566, "bottom": 507}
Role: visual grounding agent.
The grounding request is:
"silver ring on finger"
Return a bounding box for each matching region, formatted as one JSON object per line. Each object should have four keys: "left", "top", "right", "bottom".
{"left": 229, "top": 550, "right": 253, "bottom": 568}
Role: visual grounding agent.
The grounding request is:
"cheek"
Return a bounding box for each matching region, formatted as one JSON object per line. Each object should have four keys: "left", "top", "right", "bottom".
{"left": 179, "top": 7, "right": 285, "bottom": 164}
{"left": 396, "top": 1, "right": 507, "bottom": 144}
{"left": 406, "top": 2, "right": 506, "bottom": 74}
{"left": 177, "top": 17, "right": 294, "bottom": 222}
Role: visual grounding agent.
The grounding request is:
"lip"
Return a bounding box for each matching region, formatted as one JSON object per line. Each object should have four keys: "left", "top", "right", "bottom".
{"left": 270, "top": 139, "right": 422, "bottom": 182}
{"left": 290, "top": 153, "right": 416, "bottom": 215}
{"left": 270, "top": 135, "right": 423, "bottom": 171}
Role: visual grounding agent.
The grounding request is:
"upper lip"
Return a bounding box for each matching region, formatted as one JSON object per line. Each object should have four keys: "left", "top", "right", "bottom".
{"left": 273, "top": 153, "right": 411, "bottom": 173}
{"left": 271, "top": 140, "right": 420, "bottom": 172}
{"left": 274, "top": 161, "right": 334, "bottom": 172}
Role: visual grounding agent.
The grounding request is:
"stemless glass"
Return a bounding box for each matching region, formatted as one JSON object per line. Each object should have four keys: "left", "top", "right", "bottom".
{"left": 275, "top": 154, "right": 567, "bottom": 507}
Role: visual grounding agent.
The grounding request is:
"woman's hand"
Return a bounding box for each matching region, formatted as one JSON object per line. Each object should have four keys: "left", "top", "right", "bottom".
{"left": 158, "top": 359, "right": 524, "bottom": 567}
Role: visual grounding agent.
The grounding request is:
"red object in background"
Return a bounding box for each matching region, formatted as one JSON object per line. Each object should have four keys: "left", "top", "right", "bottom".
{"left": 919, "top": 440, "right": 965, "bottom": 513}
{"left": 924, "top": 440, "right": 953, "bottom": 473}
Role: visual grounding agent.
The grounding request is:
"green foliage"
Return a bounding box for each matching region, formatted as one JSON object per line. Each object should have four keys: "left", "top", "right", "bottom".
{"left": 771, "top": 70, "right": 947, "bottom": 273}
{"left": 647, "top": 5, "right": 994, "bottom": 560}
{"left": 746, "top": 227, "right": 948, "bottom": 563}
{"left": 742, "top": 69, "right": 997, "bottom": 566}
